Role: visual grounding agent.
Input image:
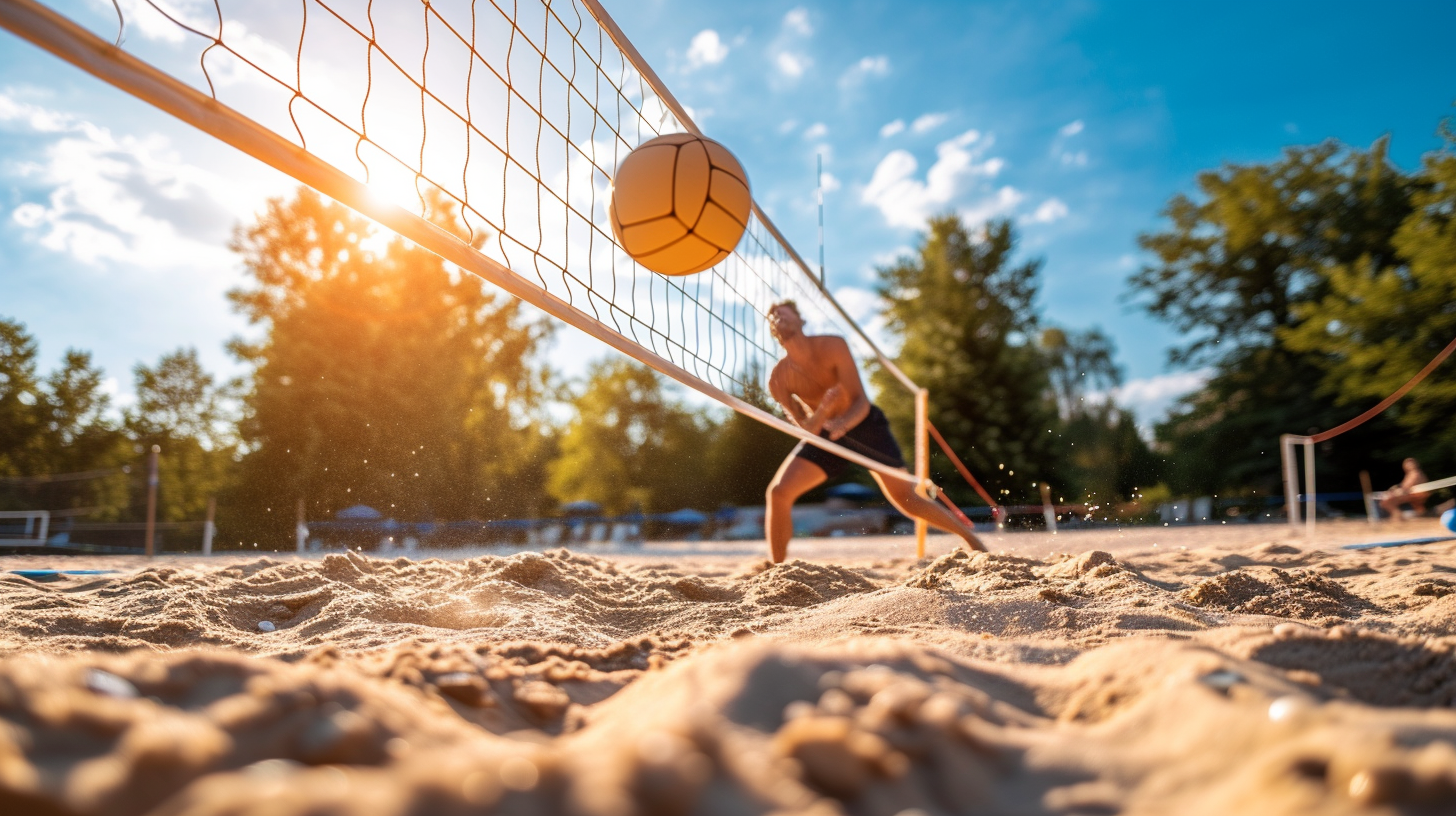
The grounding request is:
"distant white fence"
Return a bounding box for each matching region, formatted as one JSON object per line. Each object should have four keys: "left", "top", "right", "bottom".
{"left": 0, "top": 510, "right": 50, "bottom": 545}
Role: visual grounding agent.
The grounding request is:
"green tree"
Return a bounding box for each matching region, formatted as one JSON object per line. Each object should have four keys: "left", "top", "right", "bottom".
{"left": 227, "top": 188, "right": 553, "bottom": 543}
{"left": 0, "top": 318, "right": 44, "bottom": 483}
{"left": 0, "top": 321, "right": 129, "bottom": 516}
{"left": 1039, "top": 327, "right": 1158, "bottom": 503}
{"left": 704, "top": 364, "right": 798, "bottom": 507}
{"left": 872, "top": 216, "right": 1060, "bottom": 504}
{"left": 1040, "top": 327, "right": 1121, "bottom": 419}
{"left": 1131, "top": 138, "right": 1418, "bottom": 495}
{"left": 548, "top": 359, "right": 714, "bottom": 514}
{"left": 1283, "top": 121, "right": 1456, "bottom": 473}
{"left": 125, "top": 348, "right": 238, "bottom": 522}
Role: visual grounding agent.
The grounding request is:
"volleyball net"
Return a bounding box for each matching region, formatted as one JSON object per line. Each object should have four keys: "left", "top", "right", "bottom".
{"left": 0, "top": 0, "right": 937, "bottom": 495}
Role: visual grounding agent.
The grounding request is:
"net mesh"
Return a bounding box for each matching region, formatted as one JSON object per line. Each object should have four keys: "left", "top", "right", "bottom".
{"left": 75, "top": 0, "right": 881, "bottom": 402}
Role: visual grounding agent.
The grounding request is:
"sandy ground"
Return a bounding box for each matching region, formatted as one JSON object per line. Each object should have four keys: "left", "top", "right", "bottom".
{"left": 1, "top": 520, "right": 1455, "bottom": 815}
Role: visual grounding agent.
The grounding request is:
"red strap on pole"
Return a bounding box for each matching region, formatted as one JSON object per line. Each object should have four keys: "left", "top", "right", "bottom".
{"left": 1307, "top": 334, "right": 1456, "bottom": 443}
{"left": 936, "top": 490, "right": 976, "bottom": 528}
{"left": 926, "top": 420, "right": 1000, "bottom": 510}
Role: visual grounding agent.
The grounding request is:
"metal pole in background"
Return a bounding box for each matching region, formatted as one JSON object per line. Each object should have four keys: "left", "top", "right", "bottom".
{"left": 1303, "top": 441, "right": 1317, "bottom": 538}
{"left": 1280, "top": 434, "right": 1300, "bottom": 535}
{"left": 914, "top": 388, "right": 929, "bottom": 559}
{"left": 202, "top": 496, "right": 216, "bottom": 555}
{"left": 1040, "top": 483, "right": 1057, "bottom": 533}
{"left": 144, "top": 444, "right": 159, "bottom": 557}
{"left": 1359, "top": 470, "right": 1378, "bottom": 526}
{"left": 816, "top": 152, "right": 825, "bottom": 286}
{"left": 295, "top": 498, "right": 308, "bottom": 553}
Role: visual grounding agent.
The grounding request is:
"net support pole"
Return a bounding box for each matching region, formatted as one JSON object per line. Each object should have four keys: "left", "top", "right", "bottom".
{"left": 295, "top": 498, "right": 308, "bottom": 553}
{"left": 1280, "top": 434, "right": 1302, "bottom": 535}
{"left": 144, "top": 444, "right": 159, "bottom": 558}
{"left": 1040, "top": 483, "right": 1057, "bottom": 533}
{"left": 1359, "top": 470, "right": 1378, "bottom": 527}
{"left": 914, "top": 388, "right": 929, "bottom": 558}
{"left": 202, "top": 496, "right": 216, "bottom": 556}
{"left": 1303, "top": 440, "right": 1316, "bottom": 538}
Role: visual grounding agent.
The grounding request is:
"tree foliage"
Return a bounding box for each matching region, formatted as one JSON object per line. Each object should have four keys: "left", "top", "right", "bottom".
{"left": 1282, "top": 124, "right": 1456, "bottom": 468}
{"left": 1039, "top": 328, "right": 1158, "bottom": 504}
{"left": 871, "top": 217, "right": 1060, "bottom": 504}
{"left": 0, "top": 318, "right": 130, "bottom": 515}
{"left": 226, "top": 188, "right": 553, "bottom": 539}
{"left": 547, "top": 359, "right": 713, "bottom": 514}
{"left": 1132, "top": 138, "right": 1422, "bottom": 494}
{"left": 125, "top": 348, "right": 237, "bottom": 522}
{"left": 704, "top": 364, "right": 798, "bottom": 507}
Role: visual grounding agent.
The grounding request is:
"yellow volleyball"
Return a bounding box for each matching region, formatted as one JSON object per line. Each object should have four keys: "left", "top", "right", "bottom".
{"left": 608, "top": 133, "right": 751, "bottom": 276}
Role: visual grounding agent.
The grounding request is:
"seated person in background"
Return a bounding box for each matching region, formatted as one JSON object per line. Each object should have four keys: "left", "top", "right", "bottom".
{"left": 1380, "top": 458, "right": 1432, "bottom": 517}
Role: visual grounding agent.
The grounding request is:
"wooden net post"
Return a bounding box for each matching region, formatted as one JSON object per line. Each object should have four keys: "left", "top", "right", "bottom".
{"left": 1359, "top": 470, "right": 1378, "bottom": 527}
{"left": 915, "top": 388, "right": 929, "bottom": 559}
{"left": 144, "top": 444, "right": 159, "bottom": 558}
{"left": 1303, "top": 440, "right": 1317, "bottom": 538}
{"left": 295, "top": 498, "right": 308, "bottom": 554}
{"left": 1280, "top": 434, "right": 1301, "bottom": 536}
{"left": 202, "top": 496, "right": 216, "bottom": 555}
{"left": 1040, "top": 483, "right": 1057, "bottom": 533}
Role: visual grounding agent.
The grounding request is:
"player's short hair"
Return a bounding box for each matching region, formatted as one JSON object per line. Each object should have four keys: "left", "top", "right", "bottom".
{"left": 769, "top": 299, "right": 800, "bottom": 318}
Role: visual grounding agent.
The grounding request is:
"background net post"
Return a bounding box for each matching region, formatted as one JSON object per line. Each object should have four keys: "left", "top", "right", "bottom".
{"left": 914, "top": 388, "right": 929, "bottom": 558}
{"left": 203, "top": 497, "right": 217, "bottom": 556}
{"left": 1304, "top": 440, "right": 1317, "bottom": 538}
{"left": 1280, "top": 433, "right": 1301, "bottom": 535}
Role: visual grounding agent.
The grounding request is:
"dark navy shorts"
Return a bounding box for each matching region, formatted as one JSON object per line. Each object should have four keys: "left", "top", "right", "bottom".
{"left": 791, "top": 405, "right": 906, "bottom": 481}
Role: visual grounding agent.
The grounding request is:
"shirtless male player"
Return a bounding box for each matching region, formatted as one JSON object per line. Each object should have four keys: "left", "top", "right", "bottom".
{"left": 764, "top": 300, "right": 986, "bottom": 562}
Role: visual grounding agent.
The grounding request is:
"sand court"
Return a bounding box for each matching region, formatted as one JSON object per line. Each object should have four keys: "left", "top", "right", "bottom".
{"left": 2, "top": 522, "right": 1456, "bottom": 814}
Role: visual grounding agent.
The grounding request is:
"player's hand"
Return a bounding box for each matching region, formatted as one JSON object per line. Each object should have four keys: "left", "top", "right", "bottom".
{"left": 825, "top": 416, "right": 850, "bottom": 440}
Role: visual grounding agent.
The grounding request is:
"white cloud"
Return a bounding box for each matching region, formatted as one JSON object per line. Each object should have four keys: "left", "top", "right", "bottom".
{"left": 911, "top": 112, "right": 949, "bottom": 134}
{"left": 1026, "top": 197, "right": 1069, "bottom": 224}
{"left": 802, "top": 122, "right": 828, "bottom": 140}
{"left": 957, "top": 186, "right": 1024, "bottom": 228}
{"left": 0, "top": 93, "right": 251, "bottom": 270}
{"left": 1052, "top": 119, "right": 1088, "bottom": 168}
{"left": 839, "top": 55, "right": 890, "bottom": 89}
{"left": 778, "top": 118, "right": 799, "bottom": 135}
{"left": 1108, "top": 369, "right": 1211, "bottom": 426}
{"left": 100, "top": 376, "right": 137, "bottom": 410}
{"left": 783, "top": 7, "right": 814, "bottom": 36}
{"left": 861, "top": 129, "right": 1009, "bottom": 229}
{"left": 879, "top": 119, "right": 906, "bottom": 138}
{"left": 832, "top": 285, "right": 896, "bottom": 357}
{"left": 686, "top": 29, "right": 729, "bottom": 69}
{"left": 819, "top": 171, "right": 841, "bottom": 193}
{"left": 776, "top": 51, "right": 810, "bottom": 78}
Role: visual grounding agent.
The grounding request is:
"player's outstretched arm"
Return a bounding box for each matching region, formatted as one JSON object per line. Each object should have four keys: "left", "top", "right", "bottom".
{"left": 823, "top": 338, "right": 870, "bottom": 440}
{"left": 769, "top": 367, "right": 812, "bottom": 430}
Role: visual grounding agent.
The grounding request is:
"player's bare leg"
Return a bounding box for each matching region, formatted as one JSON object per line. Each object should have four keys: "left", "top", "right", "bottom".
{"left": 872, "top": 471, "right": 987, "bottom": 552}
{"left": 765, "top": 456, "right": 827, "bottom": 563}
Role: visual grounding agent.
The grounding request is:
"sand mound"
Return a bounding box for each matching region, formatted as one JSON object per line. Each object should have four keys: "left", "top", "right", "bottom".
{"left": 1182, "top": 567, "right": 1372, "bottom": 620}
{"left": 3, "top": 535, "right": 1456, "bottom": 815}
{"left": 1243, "top": 629, "right": 1456, "bottom": 708}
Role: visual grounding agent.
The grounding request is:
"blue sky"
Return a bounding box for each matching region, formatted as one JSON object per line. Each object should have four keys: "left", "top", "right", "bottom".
{"left": 1, "top": 0, "right": 1453, "bottom": 425}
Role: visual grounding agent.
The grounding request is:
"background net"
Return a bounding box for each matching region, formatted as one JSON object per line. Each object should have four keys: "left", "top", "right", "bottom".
{"left": 58, "top": 0, "right": 887, "bottom": 403}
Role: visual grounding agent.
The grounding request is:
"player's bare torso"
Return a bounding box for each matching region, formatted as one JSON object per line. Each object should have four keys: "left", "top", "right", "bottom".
{"left": 770, "top": 335, "right": 853, "bottom": 416}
